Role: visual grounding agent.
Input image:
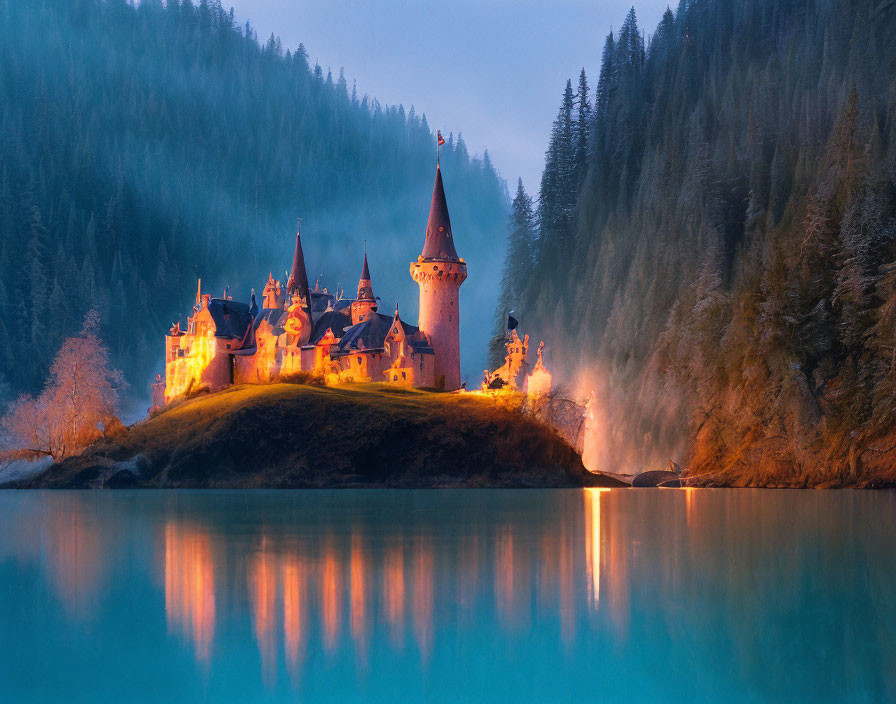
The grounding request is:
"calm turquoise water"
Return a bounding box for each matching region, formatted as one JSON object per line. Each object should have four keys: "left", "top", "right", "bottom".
{"left": 0, "top": 489, "right": 894, "bottom": 702}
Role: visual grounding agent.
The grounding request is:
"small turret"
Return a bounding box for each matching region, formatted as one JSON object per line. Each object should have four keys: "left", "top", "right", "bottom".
{"left": 261, "top": 273, "right": 283, "bottom": 309}
{"left": 351, "top": 250, "right": 378, "bottom": 325}
{"left": 286, "top": 222, "right": 310, "bottom": 305}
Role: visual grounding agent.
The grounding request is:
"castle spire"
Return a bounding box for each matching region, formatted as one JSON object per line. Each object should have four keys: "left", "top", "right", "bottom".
{"left": 350, "top": 246, "right": 378, "bottom": 325}
{"left": 421, "top": 164, "right": 459, "bottom": 261}
{"left": 286, "top": 221, "right": 310, "bottom": 302}
{"left": 357, "top": 250, "right": 375, "bottom": 302}
{"left": 410, "top": 162, "right": 467, "bottom": 390}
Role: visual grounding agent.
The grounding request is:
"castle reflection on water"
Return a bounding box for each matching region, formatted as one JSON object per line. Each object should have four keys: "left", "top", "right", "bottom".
{"left": 1, "top": 489, "right": 895, "bottom": 702}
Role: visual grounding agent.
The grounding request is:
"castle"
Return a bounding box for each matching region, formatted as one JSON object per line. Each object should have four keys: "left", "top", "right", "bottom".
{"left": 152, "top": 163, "right": 467, "bottom": 407}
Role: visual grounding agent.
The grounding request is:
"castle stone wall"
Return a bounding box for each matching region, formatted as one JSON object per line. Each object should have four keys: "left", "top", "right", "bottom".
{"left": 411, "top": 259, "right": 467, "bottom": 390}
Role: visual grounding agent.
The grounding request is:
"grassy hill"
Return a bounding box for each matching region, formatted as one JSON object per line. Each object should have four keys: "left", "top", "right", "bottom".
{"left": 22, "top": 384, "right": 623, "bottom": 489}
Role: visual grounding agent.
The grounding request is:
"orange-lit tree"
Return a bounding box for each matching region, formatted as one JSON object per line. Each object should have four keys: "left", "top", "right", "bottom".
{"left": 2, "top": 311, "right": 126, "bottom": 460}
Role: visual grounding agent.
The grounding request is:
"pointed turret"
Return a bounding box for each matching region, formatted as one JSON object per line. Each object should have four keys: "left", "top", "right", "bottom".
{"left": 357, "top": 252, "right": 375, "bottom": 302}
{"left": 286, "top": 224, "right": 310, "bottom": 303}
{"left": 351, "top": 250, "right": 378, "bottom": 325}
{"left": 410, "top": 162, "right": 467, "bottom": 390}
{"left": 421, "top": 165, "right": 459, "bottom": 261}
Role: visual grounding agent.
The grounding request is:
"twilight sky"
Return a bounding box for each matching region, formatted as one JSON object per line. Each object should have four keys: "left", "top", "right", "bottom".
{"left": 226, "top": 0, "right": 670, "bottom": 195}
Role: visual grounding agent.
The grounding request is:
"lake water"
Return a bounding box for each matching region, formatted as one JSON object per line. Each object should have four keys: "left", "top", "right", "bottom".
{"left": 0, "top": 489, "right": 894, "bottom": 703}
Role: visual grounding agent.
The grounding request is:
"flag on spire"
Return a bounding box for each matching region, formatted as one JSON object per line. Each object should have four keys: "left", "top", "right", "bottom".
{"left": 437, "top": 130, "right": 446, "bottom": 147}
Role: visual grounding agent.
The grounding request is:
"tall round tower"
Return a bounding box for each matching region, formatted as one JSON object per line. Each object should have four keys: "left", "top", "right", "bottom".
{"left": 410, "top": 164, "right": 467, "bottom": 390}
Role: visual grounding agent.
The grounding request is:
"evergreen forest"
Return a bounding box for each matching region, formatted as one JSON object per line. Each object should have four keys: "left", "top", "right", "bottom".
{"left": 495, "top": 0, "right": 896, "bottom": 484}
{"left": 0, "top": 0, "right": 507, "bottom": 411}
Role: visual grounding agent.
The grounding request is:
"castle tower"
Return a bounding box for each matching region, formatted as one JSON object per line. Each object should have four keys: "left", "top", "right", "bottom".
{"left": 410, "top": 164, "right": 467, "bottom": 390}
{"left": 286, "top": 223, "right": 311, "bottom": 307}
{"left": 351, "top": 251, "right": 378, "bottom": 325}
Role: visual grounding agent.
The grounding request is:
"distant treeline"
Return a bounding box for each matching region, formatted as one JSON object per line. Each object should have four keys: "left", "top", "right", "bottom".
{"left": 495, "top": 0, "right": 896, "bottom": 484}
{"left": 0, "top": 0, "right": 507, "bottom": 404}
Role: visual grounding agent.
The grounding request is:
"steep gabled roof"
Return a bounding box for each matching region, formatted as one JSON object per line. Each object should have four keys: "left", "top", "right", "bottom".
{"left": 309, "top": 308, "right": 351, "bottom": 345}
{"left": 207, "top": 298, "right": 254, "bottom": 347}
{"left": 421, "top": 165, "right": 459, "bottom": 261}
{"left": 336, "top": 312, "right": 433, "bottom": 354}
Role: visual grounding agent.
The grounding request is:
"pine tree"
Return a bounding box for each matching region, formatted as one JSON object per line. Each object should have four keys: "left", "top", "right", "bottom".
{"left": 494, "top": 0, "right": 896, "bottom": 482}
{"left": 489, "top": 179, "right": 537, "bottom": 368}
{"left": 574, "top": 68, "right": 591, "bottom": 189}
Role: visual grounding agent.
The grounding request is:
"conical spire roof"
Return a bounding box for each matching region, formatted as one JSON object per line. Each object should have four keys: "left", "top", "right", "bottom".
{"left": 357, "top": 252, "right": 375, "bottom": 301}
{"left": 421, "top": 165, "right": 459, "bottom": 261}
{"left": 286, "top": 225, "right": 310, "bottom": 301}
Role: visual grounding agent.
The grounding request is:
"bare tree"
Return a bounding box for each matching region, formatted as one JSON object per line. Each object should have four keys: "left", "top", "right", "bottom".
{"left": 2, "top": 311, "right": 126, "bottom": 460}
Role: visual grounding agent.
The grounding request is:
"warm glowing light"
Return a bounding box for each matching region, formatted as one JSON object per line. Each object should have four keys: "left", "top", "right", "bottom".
{"left": 164, "top": 522, "right": 216, "bottom": 663}
{"left": 321, "top": 540, "right": 341, "bottom": 652}
{"left": 283, "top": 555, "right": 306, "bottom": 680}
{"left": 383, "top": 539, "right": 405, "bottom": 649}
{"left": 684, "top": 487, "right": 696, "bottom": 526}
{"left": 350, "top": 532, "right": 368, "bottom": 666}
{"left": 583, "top": 489, "right": 610, "bottom": 610}
{"left": 45, "top": 509, "right": 104, "bottom": 619}
{"left": 249, "top": 539, "right": 277, "bottom": 685}
{"left": 165, "top": 329, "right": 216, "bottom": 402}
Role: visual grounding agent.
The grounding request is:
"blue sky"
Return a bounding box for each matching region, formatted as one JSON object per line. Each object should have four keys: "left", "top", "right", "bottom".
{"left": 226, "top": 0, "right": 670, "bottom": 195}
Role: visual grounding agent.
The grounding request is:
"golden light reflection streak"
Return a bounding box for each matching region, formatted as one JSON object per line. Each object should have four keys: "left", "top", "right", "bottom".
{"left": 50, "top": 510, "right": 103, "bottom": 619}
{"left": 164, "top": 523, "right": 216, "bottom": 663}
{"left": 322, "top": 540, "right": 341, "bottom": 653}
{"left": 250, "top": 538, "right": 277, "bottom": 686}
{"left": 283, "top": 555, "right": 306, "bottom": 681}
{"left": 383, "top": 538, "right": 405, "bottom": 649}
{"left": 583, "top": 489, "right": 611, "bottom": 610}
{"left": 350, "top": 532, "right": 368, "bottom": 666}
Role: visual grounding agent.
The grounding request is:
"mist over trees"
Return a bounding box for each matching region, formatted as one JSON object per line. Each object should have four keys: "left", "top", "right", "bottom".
{"left": 497, "top": 0, "right": 896, "bottom": 484}
{"left": 0, "top": 0, "right": 507, "bottom": 404}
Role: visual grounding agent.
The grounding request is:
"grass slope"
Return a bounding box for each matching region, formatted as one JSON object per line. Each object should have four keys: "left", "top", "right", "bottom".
{"left": 24, "top": 384, "right": 623, "bottom": 489}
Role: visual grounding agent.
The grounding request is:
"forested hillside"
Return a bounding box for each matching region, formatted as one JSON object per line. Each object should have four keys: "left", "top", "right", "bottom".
{"left": 0, "top": 0, "right": 507, "bottom": 405}
{"left": 497, "top": 0, "right": 896, "bottom": 485}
